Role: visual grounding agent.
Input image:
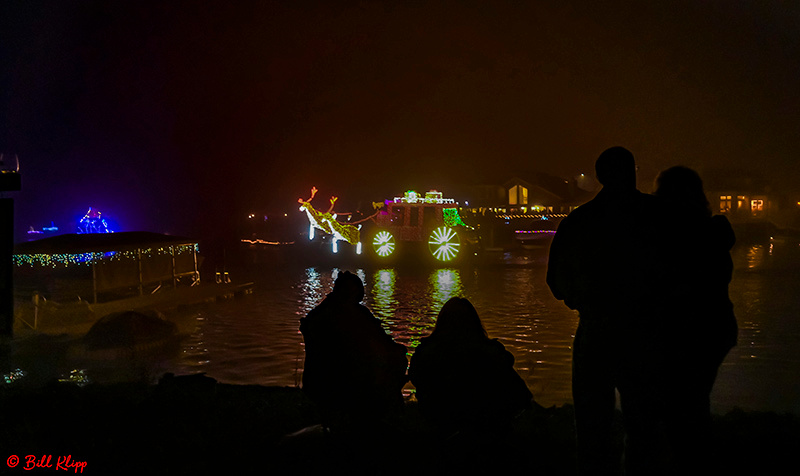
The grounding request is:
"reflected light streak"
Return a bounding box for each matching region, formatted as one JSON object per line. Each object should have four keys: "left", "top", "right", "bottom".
{"left": 429, "top": 268, "right": 463, "bottom": 311}
{"left": 299, "top": 267, "right": 325, "bottom": 312}
{"left": 747, "top": 245, "right": 765, "bottom": 269}
{"left": 371, "top": 269, "right": 397, "bottom": 326}
{"left": 355, "top": 269, "right": 366, "bottom": 285}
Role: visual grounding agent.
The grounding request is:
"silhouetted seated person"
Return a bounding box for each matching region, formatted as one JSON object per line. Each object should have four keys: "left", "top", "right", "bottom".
{"left": 409, "top": 297, "right": 532, "bottom": 437}
{"left": 300, "top": 271, "right": 408, "bottom": 434}
{"left": 654, "top": 166, "right": 737, "bottom": 474}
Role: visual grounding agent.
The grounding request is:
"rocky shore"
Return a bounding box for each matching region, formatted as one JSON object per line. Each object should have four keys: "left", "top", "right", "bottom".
{"left": 0, "top": 374, "right": 797, "bottom": 475}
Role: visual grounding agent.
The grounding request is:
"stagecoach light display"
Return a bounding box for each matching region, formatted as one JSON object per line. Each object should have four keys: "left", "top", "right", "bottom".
{"left": 429, "top": 227, "right": 460, "bottom": 262}
{"left": 442, "top": 208, "right": 471, "bottom": 228}
{"left": 298, "top": 187, "right": 362, "bottom": 247}
{"left": 299, "top": 187, "right": 472, "bottom": 262}
{"left": 373, "top": 230, "right": 395, "bottom": 257}
{"left": 395, "top": 189, "right": 454, "bottom": 204}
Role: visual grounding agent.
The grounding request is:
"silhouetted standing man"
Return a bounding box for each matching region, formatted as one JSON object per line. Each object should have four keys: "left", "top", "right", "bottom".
{"left": 547, "top": 147, "right": 662, "bottom": 475}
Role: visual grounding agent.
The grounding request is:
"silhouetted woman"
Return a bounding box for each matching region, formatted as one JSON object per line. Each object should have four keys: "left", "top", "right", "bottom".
{"left": 654, "top": 166, "right": 737, "bottom": 473}
{"left": 409, "top": 297, "right": 532, "bottom": 435}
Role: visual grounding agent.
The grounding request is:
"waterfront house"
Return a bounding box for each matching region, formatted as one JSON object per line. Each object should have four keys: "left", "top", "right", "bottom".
{"left": 467, "top": 172, "right": 590, "bottom": 216}
{"left": 702, "top": 168, "right": 777, "bottom": 222}
{"left": 464, "top": 172, "right": 593, "bottom": 249}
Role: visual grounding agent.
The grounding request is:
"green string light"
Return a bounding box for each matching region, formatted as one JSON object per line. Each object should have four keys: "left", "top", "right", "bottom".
{"left": 13, "top": 244, "right": 197, "bottom": 269}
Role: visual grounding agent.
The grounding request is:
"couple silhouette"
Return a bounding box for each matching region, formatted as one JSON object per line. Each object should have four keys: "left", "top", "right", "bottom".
{"left": 547, "top": 146, "right": 737, "bottom": 475}
{"left": 300, "top": 272, "right": 531, "bottom": 438}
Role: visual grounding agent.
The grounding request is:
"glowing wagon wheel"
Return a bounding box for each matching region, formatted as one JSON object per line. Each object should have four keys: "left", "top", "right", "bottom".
{"left": 371, "top": 230, "right": 396, "bottom": 258}
{"left": 428, "top": 226, "right": 461, "bottom": 262}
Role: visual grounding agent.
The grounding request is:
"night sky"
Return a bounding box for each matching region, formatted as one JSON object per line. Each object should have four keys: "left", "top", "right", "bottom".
{"left": 2, "top": 0, "right": 798, "bottom": 243}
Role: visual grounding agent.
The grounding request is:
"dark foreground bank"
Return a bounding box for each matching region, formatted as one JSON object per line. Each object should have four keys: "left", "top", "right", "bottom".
{"left": 0, "top": 375, "right": 797, "bottom": 475}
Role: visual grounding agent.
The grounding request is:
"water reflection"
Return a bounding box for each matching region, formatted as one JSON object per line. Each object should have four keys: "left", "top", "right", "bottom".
{"left": 371, "top": 269, "right": 397, "bottom": 313}
{"left": 430, "top": 268, "right": 463, "bottom": 309}
{"left": 9, "top": 238, "right": 799, "bottom": 414}
{"left": 299, "top": 267, "right": 325, "bottom": 311}
{"left": 746, "top": 245, "right": 765, "bottom": 269}
{"left": 286, "top": 264, "right": 577, "bottom": 404}
{"left": 157, "top": 240, "right": 800, "bottom": 414}
{"left": 733, "top": 237, "right": 800, "bottom": 273}
{"left": 367, "top": 268, "right": 466, "bottom": 350}
{"left": 181, "top": 313, "right": 210, "bottom": 368}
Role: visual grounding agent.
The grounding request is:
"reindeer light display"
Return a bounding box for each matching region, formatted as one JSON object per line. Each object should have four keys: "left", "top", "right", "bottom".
{"left": 298, "top": 187, "right": 363, "bottom": 254}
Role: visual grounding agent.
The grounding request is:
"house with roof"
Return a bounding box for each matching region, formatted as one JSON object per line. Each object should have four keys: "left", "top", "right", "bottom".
{"left": 463, "top": 171, "right": 593, "bottom": 249}
{"left": 702, "top": 168, "right": 777, "bottom": 222}
{"left": 467, "top": 172, "right": 592, "bottom": 216}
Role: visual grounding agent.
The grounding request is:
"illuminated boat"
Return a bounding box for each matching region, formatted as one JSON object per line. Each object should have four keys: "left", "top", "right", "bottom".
{"left": 298, "top": 188, "right": 476, "bottom": 263}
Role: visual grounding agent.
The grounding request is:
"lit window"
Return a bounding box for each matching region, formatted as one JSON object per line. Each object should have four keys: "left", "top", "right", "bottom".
{"left": 720, "top": 195, "right": 732, "bottom": 213}
{"left": 509, "top": 185, "right": 528, "bottom": 205}
{"left": 737, "top": 196, "right": 746, "bottom": 211}
{"left": 751, "top": 199, "right": 764, "bottom": 212}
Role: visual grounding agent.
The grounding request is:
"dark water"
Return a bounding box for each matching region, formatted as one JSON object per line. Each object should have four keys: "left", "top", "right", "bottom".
{"left": 164, "top": 236, "right": 800, "bottom": 416}
{"left": 715, "top": 238, "right": 800, "bottom": 415}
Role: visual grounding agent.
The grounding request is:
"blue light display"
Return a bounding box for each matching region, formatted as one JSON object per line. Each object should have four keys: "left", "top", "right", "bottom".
{"left": 77, "top": 208, "right": 114, "bottom": 234}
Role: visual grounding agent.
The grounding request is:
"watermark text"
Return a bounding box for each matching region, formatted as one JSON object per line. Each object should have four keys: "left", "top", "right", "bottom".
{"left": 6, "top": 455, "right": 87, "bottom": 473}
